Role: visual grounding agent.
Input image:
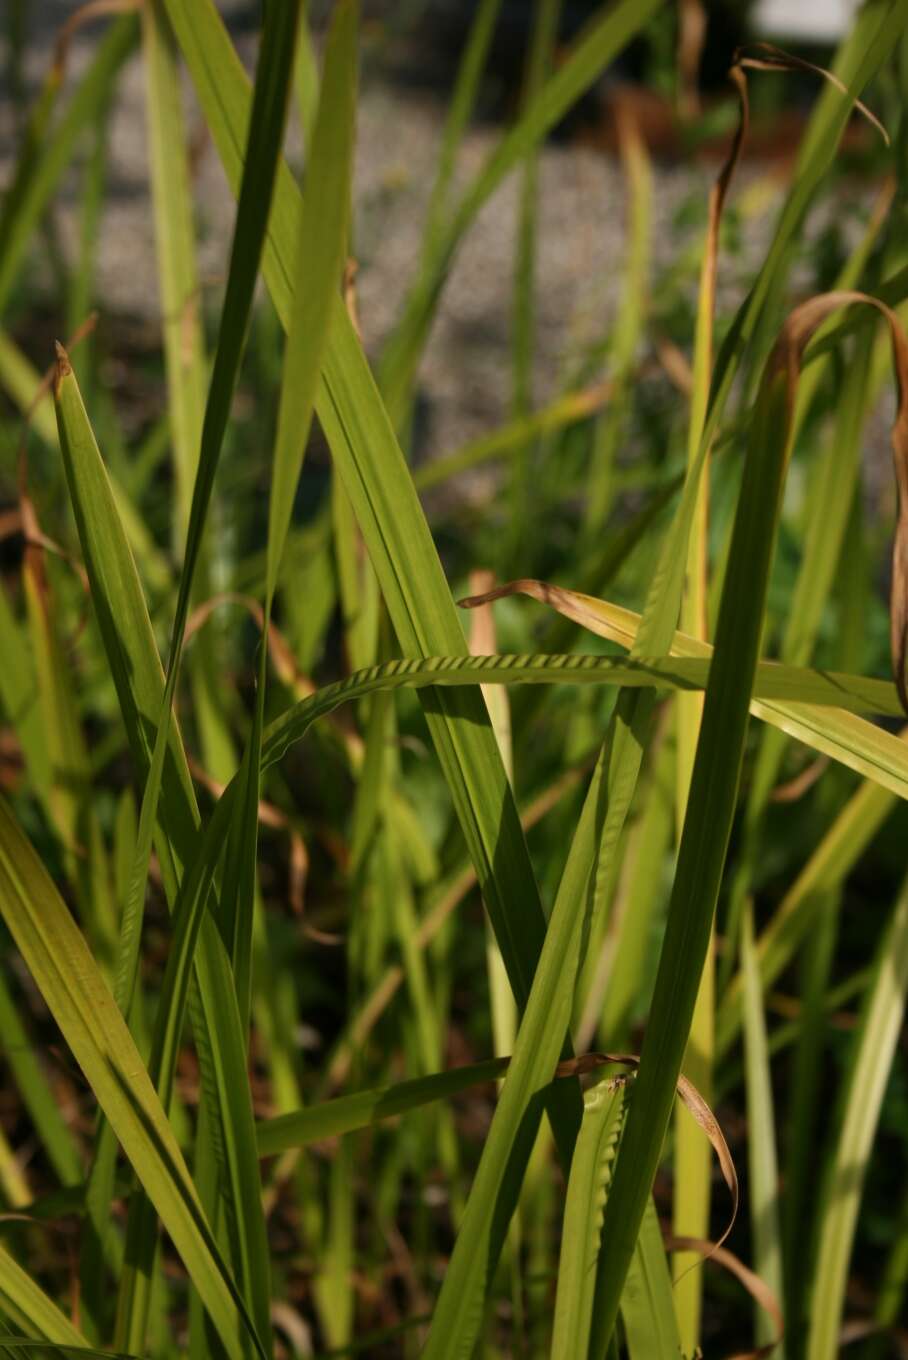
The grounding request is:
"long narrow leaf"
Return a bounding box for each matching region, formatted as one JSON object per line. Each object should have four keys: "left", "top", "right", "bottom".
{"left": 588, "top": 293, "right": 908, "bottom": 1353}
{"left": 160, "top": 0, "right": 586, "bottom": 1166}
{"left": 806, "top": 872, "right": 908, "bottom": 1360}
{"left": 53, "top": 354, "right": 265, "bottom": 1360}
{"left": 0, "top": 799, "right": 259, "bottom": 1360}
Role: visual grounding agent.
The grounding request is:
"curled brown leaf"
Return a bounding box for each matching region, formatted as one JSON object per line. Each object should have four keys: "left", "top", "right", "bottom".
{"left": 767, "top": 290, "right": 908, "bottom": 712}
{"left": 734, "top": 41, "right": 890, "bottom": 147}
{"left": 52, "top": 0, "right": 140, "bottom": 79}
{"left": 664, "top": 1233, "right": 783, "bottom": 1359}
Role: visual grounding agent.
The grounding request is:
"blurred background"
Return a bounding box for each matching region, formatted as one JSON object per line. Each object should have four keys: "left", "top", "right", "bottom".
{"left": 0, "top": 0, "right": 886, "bottom": 504}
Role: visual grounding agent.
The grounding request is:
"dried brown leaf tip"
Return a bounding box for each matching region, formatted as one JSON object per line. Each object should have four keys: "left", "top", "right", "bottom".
{"left": 733, "top": 41, "right": 890, "bottom": 146}
{"left": 53, "top": 341, "right": 72, "bottom": 394}
{"left": 52, "top": 0, "right": 140, "bottom": 81}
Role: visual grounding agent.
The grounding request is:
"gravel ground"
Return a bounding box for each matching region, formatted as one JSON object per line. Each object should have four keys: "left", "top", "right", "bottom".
{"left": 0, "top": 5, "right": 881, "bottom": 484}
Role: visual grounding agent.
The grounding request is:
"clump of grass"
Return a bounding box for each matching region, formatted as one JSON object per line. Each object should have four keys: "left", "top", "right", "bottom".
{"left": 1, "top": 1, "right": 908, "bottom": 1357}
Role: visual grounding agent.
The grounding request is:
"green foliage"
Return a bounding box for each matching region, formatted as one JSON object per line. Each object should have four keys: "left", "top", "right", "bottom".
{"left": 1, "top": 1, "right": 908, "bottom": 1356}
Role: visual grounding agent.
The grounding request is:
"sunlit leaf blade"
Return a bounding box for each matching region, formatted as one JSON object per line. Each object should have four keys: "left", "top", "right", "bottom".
{"left": 260, "top": 650, "right": 901, "bottom": 768}
{"left": 264, "top": 3, "right": 355, "bottom": 610}
{"left": 142, "top": 0, "right": 207, "bottom": 537}
{"left": 420, "top": 736, "right": 633, "bottom": 1359}
{"left": 806, "top": 873, "right": 908, "bottom": 1360}
{"left": 113, "top": 1, "right": 303, "bottom": 1349}
{"left": 125, "top": 637, "right": 904, "bottom": 1149}
{"left": 224, "top": 0, "right": 357, "bottom": 1040}
{"left": 588, "top": 291, "right": 908, "bottom": 1354}
{"left": 620, "top": 1199, "right": 683, "bottom": 1360}
{"left": 0, "top": 799, "right": 258, "bottom": 1360}
{"left": 550, "top": 1082, "right": 624, "bottom": 1357}
{"left": 741, "top": 903, "right": 785, "bottom": 1354}
{"left": 670, "top": 54, "right": 746, "bottom": 1347}
{"left": 0, "top": 1242, "right": 87, "bottom": 1348}
{"left": 52, "top": 354, "right": 268, "bottom": 1360}
{"left": 458, "top": 582, "right": 908, "bottom": 794}
{"left": 160, "top": 0, "right": 586, "bottom": 1166}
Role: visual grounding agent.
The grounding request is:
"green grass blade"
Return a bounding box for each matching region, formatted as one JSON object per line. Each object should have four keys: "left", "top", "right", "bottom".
{"left": 633, "top": 2, "right": 906, "bottom": 705}
{"left": 141, "top": 0, "right": 207, "bottom": 540}
{"left": 260, "top": 652, "right": 902, "bottom": 771}
{"left": 718, "top": 335, "right": 877, "bottom": 997}
{"left": 586, "top": 296, "right": 887, "bottom": 1354}
{"left": 467, "top": 586, "right": 516, "bottom": 1071}
{"left": 52, "top": 358, "right": 195, "bottom": 979}
{"left": 621, "top": 1198, "right": 683, "bottom": 1360}
{"left": 0, "top": 574, "right": 50, "bottom": 839}
{"left": 160, "top": 0, "right": 585, "bottom": 1164}
{"left": 20, "top": 531, "right": 117, "bottom": 975}
{"left": 670, "top": 59, "right": 732, "bottom": 1338}
{"left": 582, "top": 109, "right": 651, "bottom": 544}
{"left": 264, "top": 0, "right": 355, "bottom": 613}
{"left": 582, "top": 728, "right": 674, "bottom": 1049}
{"left": 0, "top": 799, "right": 259, "bottom": 1360}
{"left": 224, "top": 0, "right": 356, "bottom": 1037}
{"left": 716, "top": 770, "right": 901, "bottom": 1056}
{"left": 550, "top": 1082, "right": 624, "bottom": 1357}
{"left": 118, "top": 0, "right": 302, "bottom": 936}
{"left": 782, "top": 883, "right": 838, "bottom": 1348}
{"left": 806, "top": 873, "right": 908, "bottom": 1360}
{"left": 0, "top": 971, "right": 82, "bottom": 1188}
{"left": 141, "top": 0, "right": 237, "bottom": 792}
{"left": 702, "top": 0, "right": 906, "bottom": 451}
{"left": 113, "top": 4, "right": 301, "bottom": 1346}
{"left": 742, "top": 903, "right": 785, "bottom": 1354}
{"left": 156, "top": 0, "right": 301, "bottom": 672}
{"left": 421, "top": 694, "right": 655, "bottom": 1358}
{"left": 52, "top": 356, "right": 266, "bottom": 1360}
{"left": 257, "top": 1058, "right": 509, "bottom": 1156}
{"left": 0, "top": 1244, "right": 87, "bottom": 1348}
{"left": 236, "top": 182, "right": 351, "bottom": 1309}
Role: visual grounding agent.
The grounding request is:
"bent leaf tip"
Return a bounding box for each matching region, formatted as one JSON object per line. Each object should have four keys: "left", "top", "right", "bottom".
{"left": 53, "top": 341, "right": 72, "bottom": 395}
